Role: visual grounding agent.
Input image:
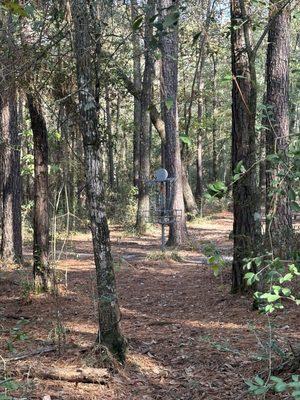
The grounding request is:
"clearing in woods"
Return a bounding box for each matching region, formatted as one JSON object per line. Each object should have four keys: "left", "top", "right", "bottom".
{"left": 0, "top": 212, "right": 299, "bottom": 399}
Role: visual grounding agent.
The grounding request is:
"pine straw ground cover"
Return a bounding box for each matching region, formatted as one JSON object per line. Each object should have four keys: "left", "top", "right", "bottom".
{"left": 0, "top": 212, "right": 299, "bottom": 399}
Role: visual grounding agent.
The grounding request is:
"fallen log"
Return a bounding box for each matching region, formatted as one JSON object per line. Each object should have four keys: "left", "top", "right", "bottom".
{"left": 22, "top": 366, "right": 110, "bottom": 384}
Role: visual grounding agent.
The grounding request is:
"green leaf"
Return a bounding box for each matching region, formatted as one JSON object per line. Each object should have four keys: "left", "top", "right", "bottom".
{"left": 260, "top": 293, "right": 280, "bottom": 303}
{"left": 192, "top": 31, "right": 201, "bottom": 45}
{"left": 211, "top": 264, "right": 220, "bottom": 276}
{"left": 221, "top": 74, "right": 232, "bottom": 82}
{"left": 234, "top": 160, "right": 246, "bottom": 174}
{"left": 272, "top": 285, "right": 281, "bottom": 295}
{"left": 163, "top": 11, "right": 180, "bottom": 29}
{"left": 132, "top": 15, "right": 143, "bottom": 30}
{"left": 279, "top": 273, "right": 293, "bottom": 283}
{"left": 179, "top": 134, "right": 191, "bottom": 146}
{"left": 254, "top": 386, "right": 269, "bottom": 395}
{"left": 266, "top": 153, "right": 280, "bottom": 163}
{"left": 254, "top": 376, "right": 265, "bottom": 386}
{"left": 291, "top": 201, "right": 300, "bottom": 212}
{"left": 264, "top": 304, "right": 275, "bottom": 313}
{"left": 165, "top": 97, "right": 174, "bottom": 110}
{"left": 270, "top": 376, "right": 284, "bottom": 383}
{"left": 274, "top": 382, "right": 287, "bottom": 392}
{"left": 282, "top": 288, "right": 291, "bottom": 296}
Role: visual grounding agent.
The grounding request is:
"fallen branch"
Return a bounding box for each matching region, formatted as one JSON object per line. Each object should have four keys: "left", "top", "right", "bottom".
{"left": 22, "top": 365, "right": 110, "bottom": 384}
{"left": 6, "top": 346, "right": 57, "bottom": 362}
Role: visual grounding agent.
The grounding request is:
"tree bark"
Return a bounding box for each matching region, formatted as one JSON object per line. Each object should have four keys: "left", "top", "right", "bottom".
{"left": 70, "top": 0, "right": 126, "bottom": 362}
{"left": 27, "top": 94, "right": 51, "bottom": 291}
{"left": 160, "top": 0, "right": 187, "bottom": 246}
{"left": 105, "top": 85, "right": 115, "bottom": 188}
{"left": 231, "top": 0, "right": 261, "bottom": 292}
{"left": 195, "top": 76, "right": 205, "bottom": 207}
{"left": 131, "top": 0, "right": 142, "bottom": 187}
{"left": 1, "top": 87, "right": 22, "bottom": 263}
{"left": 182, "top": 163, "right": 198, "bottom": 218}
{"left": 259, "top": 93, "right": 267, "bottom": 196}
{"left": 265, "top": 1, "right": 292, "bottom": 257}
{"left": 135, "top": 0, "right": 155, "bottom": 233}
{"left": 211, "top": 53, "right": 218, "bottom": 181}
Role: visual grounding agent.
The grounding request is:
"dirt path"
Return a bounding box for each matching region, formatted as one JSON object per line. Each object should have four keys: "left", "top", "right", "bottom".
{"left": 0, "top": 212, "right": 299, "bottom": 399}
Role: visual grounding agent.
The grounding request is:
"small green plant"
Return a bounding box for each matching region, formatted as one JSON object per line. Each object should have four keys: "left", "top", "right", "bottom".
{"left": 203, "top": 242, "right": 228, "bottom": 278}
{"left": 243, "top": 256, "right": 300, "bottom": 314}
{"left": 6, "top": 319, "right": 29, "bottom": 353}
{"left": 243, "top": 255, "right": 300, "bottom": 399}
{"left": 0, "top": 378, "right": 22, "bottom": 400}
{"left": 245, "top": 375, "right": 300, "bottom": 399}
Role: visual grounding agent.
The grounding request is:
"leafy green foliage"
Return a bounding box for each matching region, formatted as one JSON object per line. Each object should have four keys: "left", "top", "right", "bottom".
{"left": 246, "top": 375, "right": 300, "bottom": 399}
{"left": 203, "top": 242, "right": 228, "bottom": 277}
{"left": 205, "top": 181, "right": 227, "bottom": 199}
{"left": 179, "top": 134, "right": 191, "bottom": 146}
{"left": 6, "top": 318, "right": 29, "bottom": 353}
{"left": 2, "top": 1, "right": 29, "bottom": 17}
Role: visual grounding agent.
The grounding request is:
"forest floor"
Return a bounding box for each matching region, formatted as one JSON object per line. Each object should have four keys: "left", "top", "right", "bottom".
{"left": 0, "top": 211, "right": 299, "bottom": 400}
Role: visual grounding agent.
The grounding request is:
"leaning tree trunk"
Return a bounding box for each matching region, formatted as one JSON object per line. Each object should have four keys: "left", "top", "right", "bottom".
{"left": 71, "top": 0, "right": 126, "bottom": 362}
{"left": 265, "top": 1, "right": 292, "bottom": 257}
{"left": 160, "top": 0, "right": 187, "bottom": 246}
{"left": 1, "top": 87, "right": 22, "bottom": 263}
{"left": 27, "top": 94, "right": 51, "bottom": 291}
{"left": 135, "top": 0, "right": 155, "bottom": 233}
{"left": 231, "top": 0, "right": 261, "bottom": 292}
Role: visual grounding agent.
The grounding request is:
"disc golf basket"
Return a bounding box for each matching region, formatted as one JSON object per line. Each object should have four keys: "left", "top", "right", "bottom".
{"left": 146, "top": 168, "right": 182, "bottom": 251}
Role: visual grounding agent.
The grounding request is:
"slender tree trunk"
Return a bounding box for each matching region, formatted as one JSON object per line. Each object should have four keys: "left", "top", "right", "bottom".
{"left": 195, "top": 78, "right": 205, "bottom": 207}
{"left": 160, "top": 0, "right": 187, "bottom": 246}
{"left": 211, "top": 54, "right": 218, "bottom": 181}
{"left": 1, "top": 87, "right": 22, "bottom": 263}
{"left": 27, "top": 94, "right": 51, "bottom": 290}
{"left": 105, "top": 85, "right": 115, "bottom": 188}
{"left": 231, "top": 0, "right": 261, "bottom": 292}
{"left": 70, "top": 0, "right": 126, "bottom": 362}
{"left": 135, "top": 0, "right": 155, "bottom": 233}
{"left": 259, "top": 93, "right": 267, "bottom": 195}
{"left": 265, "top": 1, "right": 292, "bottom": 257}
{"left": 131, "top": 0, "right": 142, "bottom": 187}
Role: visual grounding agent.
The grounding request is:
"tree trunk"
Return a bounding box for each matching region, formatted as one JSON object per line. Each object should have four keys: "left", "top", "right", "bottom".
{"left": 1, "top": 87, "right": 22, "bottom": 263}
{"left": 265, "top": 1, "right": 292, "bottom": 257}
{"left": 182, "top": 164, "right": 198, "bottom": 218}
{"left": 231, "top": 0, "right": 261, "bottom": 292}
{"left": 131, "top": 0, "right": 142, "bottom": 187}
{"left": 105, "top": 85, "right": 115, "bottom": 188}
{"left": 160, "top": 0, "right": 187, "bottom": 246}
{"left": 259, "top": 93, "right": 267, "bottom": 196}
{"left": 135, "top": 0, "right": 155, "bottom": 233}
{"left": 195, "top": 77, "right": 205, "bottom": 207}
{"left": 70, "top": 0, "right": 126, "bottom": 362}
{"left": 27, "top": 94, "right": 51, "bottom": 291}
{"left": 211, "top": 54, "right": 218, "bottom": 181}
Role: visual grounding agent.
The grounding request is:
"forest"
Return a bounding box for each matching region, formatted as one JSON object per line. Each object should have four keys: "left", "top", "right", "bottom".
{"left": 0, "top": 0, "right": 300, "bottom": 399}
